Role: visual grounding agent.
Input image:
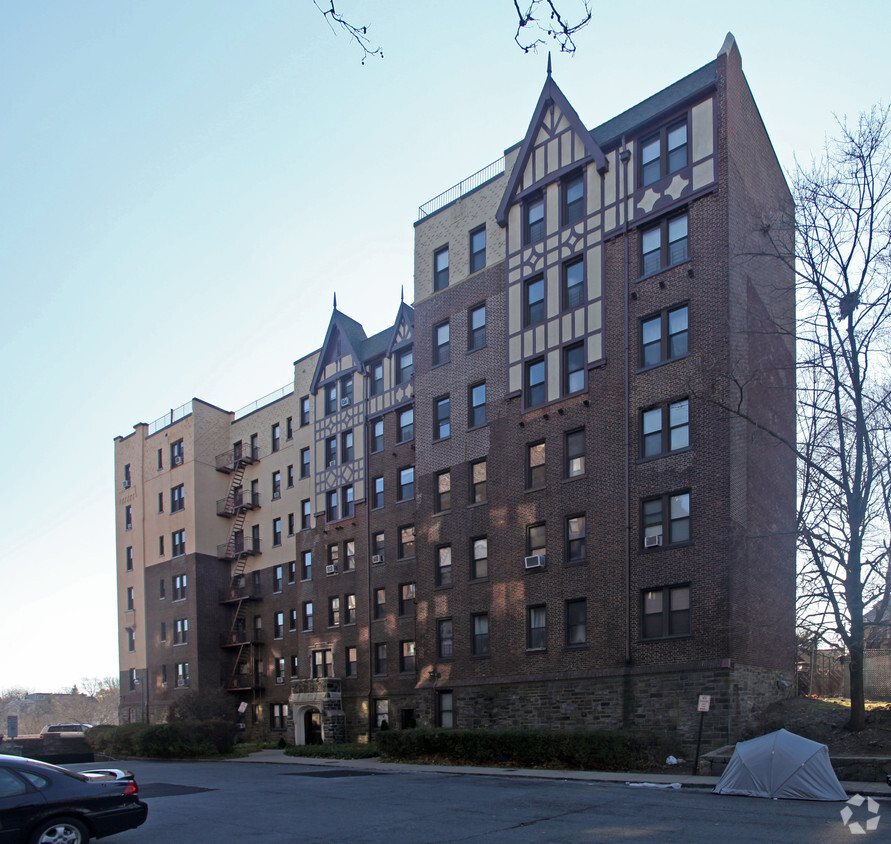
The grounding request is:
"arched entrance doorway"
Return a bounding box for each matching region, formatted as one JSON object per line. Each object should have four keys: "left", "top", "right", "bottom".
{"left": 304, "top": 709, "right": 322, "bottom": 745}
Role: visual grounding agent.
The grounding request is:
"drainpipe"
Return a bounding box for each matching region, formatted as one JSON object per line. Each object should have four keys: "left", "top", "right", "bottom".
{"left": 363, "top": 375, "right": 375, "bottom": 740}
{"left": 620, "top": 139, "right": 632, "bottom": 666}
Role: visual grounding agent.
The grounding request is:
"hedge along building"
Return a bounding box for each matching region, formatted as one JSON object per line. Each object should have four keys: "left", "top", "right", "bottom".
{"left": 114, "top": 33, "right": 796, "bottom": 751}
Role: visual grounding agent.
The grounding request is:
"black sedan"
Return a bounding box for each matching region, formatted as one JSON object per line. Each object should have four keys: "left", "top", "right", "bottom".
{"left": 0, "top": 754, "right": 147, "bottom": 843}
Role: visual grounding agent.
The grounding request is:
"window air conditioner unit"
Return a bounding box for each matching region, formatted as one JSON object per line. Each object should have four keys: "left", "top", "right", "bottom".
{"left": 275, "top": 677, "right": 284, "bottom": 684}
{"left": 325, "top": 564, "right": 338, "bottom": 575}
{"left": 176, "top": 679, "right": 186, "bottom": 687}
{"left": 122, "top": 480, "right": 131, "bottom": 489}
{"left": 371, "top": 554, "right": 384, "bottom": 564}
{"left": 174, "top": 455, "right": 183, "bottom": 466}
{"left": 328, "top": 461, "right": 337, "bottom": 468}
{"left": 340, "top": 397, "right": 351, "bottom": 407}
{"left": 644, "top": 534, "right": 663, "bottom": 548}
{"left": 524, "top": 554, "right": 546, "bottom": 569}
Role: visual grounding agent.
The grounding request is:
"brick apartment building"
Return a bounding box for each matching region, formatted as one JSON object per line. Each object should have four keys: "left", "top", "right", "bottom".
{"left": 114, "top": 34, "right": 796, "bottom": 751}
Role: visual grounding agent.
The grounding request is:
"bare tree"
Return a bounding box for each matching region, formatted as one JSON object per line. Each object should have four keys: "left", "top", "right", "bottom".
{"left": 716, "top": 107, "right": 891, "bottom": 730}
{"left": 313, "top": 1, "right": 592, "bottom": 63}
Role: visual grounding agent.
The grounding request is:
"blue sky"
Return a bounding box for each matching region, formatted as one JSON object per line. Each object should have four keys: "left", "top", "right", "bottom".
{"left": 1, "top": 1, "right": 887, "bottom": 692}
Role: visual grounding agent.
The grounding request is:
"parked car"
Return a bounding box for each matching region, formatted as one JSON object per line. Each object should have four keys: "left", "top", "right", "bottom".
{"left": 39, "top": 725, "right": 93, "bottom": 736}
{"left": 0, "top": 754, "right": 147, "bottom": 843}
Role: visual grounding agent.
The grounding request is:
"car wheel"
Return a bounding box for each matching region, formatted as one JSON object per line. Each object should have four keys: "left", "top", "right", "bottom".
{"left": 29, "top": 817, "right": 90, "bottom": 844}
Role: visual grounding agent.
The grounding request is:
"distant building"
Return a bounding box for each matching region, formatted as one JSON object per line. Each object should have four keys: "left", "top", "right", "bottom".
{"left": 115, "top": 34, "right": 796, "bottom": 751}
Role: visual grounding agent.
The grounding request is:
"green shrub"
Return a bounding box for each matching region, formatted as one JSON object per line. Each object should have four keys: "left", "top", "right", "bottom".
{"left": 374, "top": 728, "right": 645, "bottom": 771}
{"left": 283, "top": 742, "right": 380, "bottom": 760}
{"left": 85, "top": 720, "right": 235, "bottom": 758}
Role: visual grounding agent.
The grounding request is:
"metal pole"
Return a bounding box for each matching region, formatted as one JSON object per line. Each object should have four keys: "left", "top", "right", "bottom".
{"left": 692, "top": 712, "right": 705, "bottom": 775}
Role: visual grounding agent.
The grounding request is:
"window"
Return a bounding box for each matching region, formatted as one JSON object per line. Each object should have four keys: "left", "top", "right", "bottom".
{"left": 566, "top": 598, "right": 587, "bottom": 646}
{"left": 471, "top": 537, "right": 488, "bottom": 579}
{"left": 399, "top": 582, "right": 415, "bottom": 615}
{"left": 329, "top": 596, "right": 341, "bottom": 627}
{"left": 269, "top": 565, "right": 282, "bottom": 594}
{"left": 642, "top": 398, "right": 690, "bottom": 458}
{"left": 372, "top": 476, "right": 384, "bottom": 509}
{"left": 126, "top": 587, "right": 134, "bottom": 611}
{"left": 642, "top": 585, "right": 691, "bottom": 639}
{"left": 374, "top": 698, "right": 389, "bottom": 730}
{"left": 171, "top": 484, "right": 185, "bottom": 512}
{"left": 286, "top": 416, "right": 293, "bottom": 440}
{"left": 301, "top": 550, "right": 312, "bottom": 581}
{"left": 468, "top": 304, "right": 486, "bottom": 350}
{"left": 300, "top": 447, "right": 310, "bottom": 478}
{"left": 344, "top": 593, "right": 356, "bottom": 624}
{"left": 272, "top": 518, "right": 282, "bottom": 547}
{"left": 396, "top": 347, "right": 414, "bottom": 384}
{"left": 524, "top": 276, "right": 545, "bottom": 325}
{"left": 640, "top": 120, "right": 688, "bottom": 187}
{"left": 397, "top": 407, "right": 414, "bottom": 442}
{"left": 371, "top": 418, "right": 384, "bottom": 452}
{"left": 158, "top": 492, "right": 164, "bottom": 513}
{"left": 344, "top": 540, "right": 356, "bottom": 572}
{"left": 342, "top": 485, "right": 354, "bottom": 518}
{"left": 341, "top": 375, "right": 353, "bottom": 406}
{"left": 325, "top": 437, "right": 337, "bottom": 467}
{"left": 373, "top": 531, "right": 385, "bottom": 561}
{"left": 160, "top": 621, "right": 167, "bottom": 642}
{"left": 434, "top": 246, "right": 450, "bottom": 291}
{"left": 438, "top": 618, "right": 453, "bottom": 658}
{"left": 252, "top": 523, "right": 260, "bottom": 552}
{"left": 434, "top": 396, "right": 450, "bottom": 439}
{"left": 124, "top": 505, "right": 132, "bottom": 531}
{"left": 434, "top": 470, "right": 451, "bottom": 512}
{"left": 470, "top": 459, "right": 487, "bottom": 504}
{"left": 300, "top": 396, "right": 310, "bottom": 427}
{"left": 158, "top": 535, "right": 165, "bottom": 557}
{"left": 564, "top": 343, "right": 585, "bottom": 394}
{"left": 437, "top": 690, "right": 454, "bottom": 727}
{"left": 172, "top": 529, "right": 185, "bottom": 557}
{"left": 123, "top": 463, "right": 131, "bottom": 487}
{"left": 324, "top": 382, "right": 338, "bottom": 416}
{"left": 172, "top": 618, "right": 189, "bottom": 645}
{"left": 176, "top": 662, "right": 190, "bottom": 687}
{"left": 397, "top": 467, "right": 415, "bottom": 501}
{"left": 129, "top": 668, "right": 137, "bottom": 691}
{"left": 399, "top": 641, "right": 415, "bottom": 672}
{"left": 433, "top": 321, "right": 450, "bottom": 366}
{"left": 345, "top": 646, "right": 358, "bottom": 677}
{"left": 290, "top": 654, "right": 299, "bottom": 676}
{"left": 470, "top": 226, "right": 486, "bottom": 273}
{"left": 398, "top": 525, "right": 415, "bottom": 558}
{"left": 271, "top": 423, "right": 281, "bottom": 452}
{"left": 301, "top": 499, "right": 311, "bottom": 531}
{"left": 563, "top": 258, "right": 585, "bottom": 310}
{"left": 373, "top": 587, "right": 386, "bottom": 620}
{"left": 472, "top": 613, "right": 490, "bottom": 656}
{"left": 641, "top": 304, "right": 689, "bottom": 368}
{"left": 525, "top": 358, "right": 546, "bottom": 407}
{"left": 524, "top": 193, "right": 544, "bottom": 243}
{"left": 527, "top": 523, "right": 546, "bottom": 557}
{"left": 326, "top": 490, "right": 338, "bottom": 523}
{"left": 370, "top": 362, "right": 384, "bottom": 396}
{"left": 302, "top": 601, "right": 314, "bottom": 632}
{"left": 565, "top": 429, "right": 585, "bottom": 478}
{"left": 250, "top": 433, "right": 259, "bottom": 460}
{"left": 565, "top": 515, "right": 586, "bottom": 563}
{"left": 469, "top": 382, "right": 486, "bottom": 427}
{"left": 641, "top": 212, "right": 688, "bottom": 275}
{"left": 374, "top": 642, "right": 388, "bottom": 675}
{"left": 288, "top": 513, "right": 295, "bottom": 536}
{"left": 160, "top": 578, "right": 166, "bottom": 600}
{"left": 272, "top": 471, "right": 281, "bottom": 500}
{"left": 287, "top": 465, "right": 294, "bottom": 488}
{"left": 642, "top": 491, "right": 691, "bottom": 547}
{"left": 312, "top": 649, "right": 332, "bottom": 678}
{"left": 328, "top": 543, "right": 340, "bottom": 570}
{"left": 436, "top": 545, "right": 452, "bottom": 586}
{"left": 562, "top": 170, "right": 584, "bottom": 226}
{"left": 272, "top": 611, "right": 284, "bottom": 639}
{"left": 527, "top": 441, "right": 545, "bottom": 488}
{"left": 527, "top": 605, "right": 547, "bottom": 650}
{"left": 289, "top": 607, "right": 297, "bottom": 631}
{"left": 171, "top": 439, "right": 184, "bottom": 466}
{"left": 125, "top": 546, "right": 133, "bottom": 571}
{"left": 271, "top": 702, "right": 286, "bottom": 728}
{"left": 344, "top": 648, "right": 359, "bottom": 677}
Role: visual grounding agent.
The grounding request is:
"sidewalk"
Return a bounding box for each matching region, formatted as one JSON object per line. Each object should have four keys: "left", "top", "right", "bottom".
{"left": 228, "top": 749, "right": 891, "bottom": 798}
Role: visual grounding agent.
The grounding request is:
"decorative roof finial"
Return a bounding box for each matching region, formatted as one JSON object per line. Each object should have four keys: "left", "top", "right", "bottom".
{"left": 400, "top": 285, "right": 404, "bottom": 303}
{"left": 547, "top": 51, "right": 552, "bottom": 76}
{"left": 333, "top": 292, "right": 337, "bottom": 310}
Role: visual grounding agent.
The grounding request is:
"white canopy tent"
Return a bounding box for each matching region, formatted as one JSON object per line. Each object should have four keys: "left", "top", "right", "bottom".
{"left": 713, "top": 728, "right": 847, "bottom": 800}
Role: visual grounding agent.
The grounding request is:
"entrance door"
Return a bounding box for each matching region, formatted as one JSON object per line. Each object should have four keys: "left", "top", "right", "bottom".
{"left": 305, "top": 710, "right": 322, "bottom": 745}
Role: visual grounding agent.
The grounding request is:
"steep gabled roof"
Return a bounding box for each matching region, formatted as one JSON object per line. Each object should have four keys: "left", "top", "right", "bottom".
{"left": 496, "top": 65, "right": 608, "bottom": 227}
{"left": 384, "top": 301, "right": 415, "bottom": 357}
{"left": 310, "top": 308, "right": 368, "bottom": 393}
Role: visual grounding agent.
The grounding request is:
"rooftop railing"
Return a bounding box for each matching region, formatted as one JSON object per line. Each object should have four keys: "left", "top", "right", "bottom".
{"left": 147, "top": 400, "right": 194, "bottom": 436}
{"left": 418, "top": 156, "right": 505, "bottom": 220}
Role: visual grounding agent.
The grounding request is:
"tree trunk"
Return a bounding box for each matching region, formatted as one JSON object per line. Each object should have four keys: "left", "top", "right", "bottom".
{"left": 847, "top": 645, "right": 866, "bottom": 731}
